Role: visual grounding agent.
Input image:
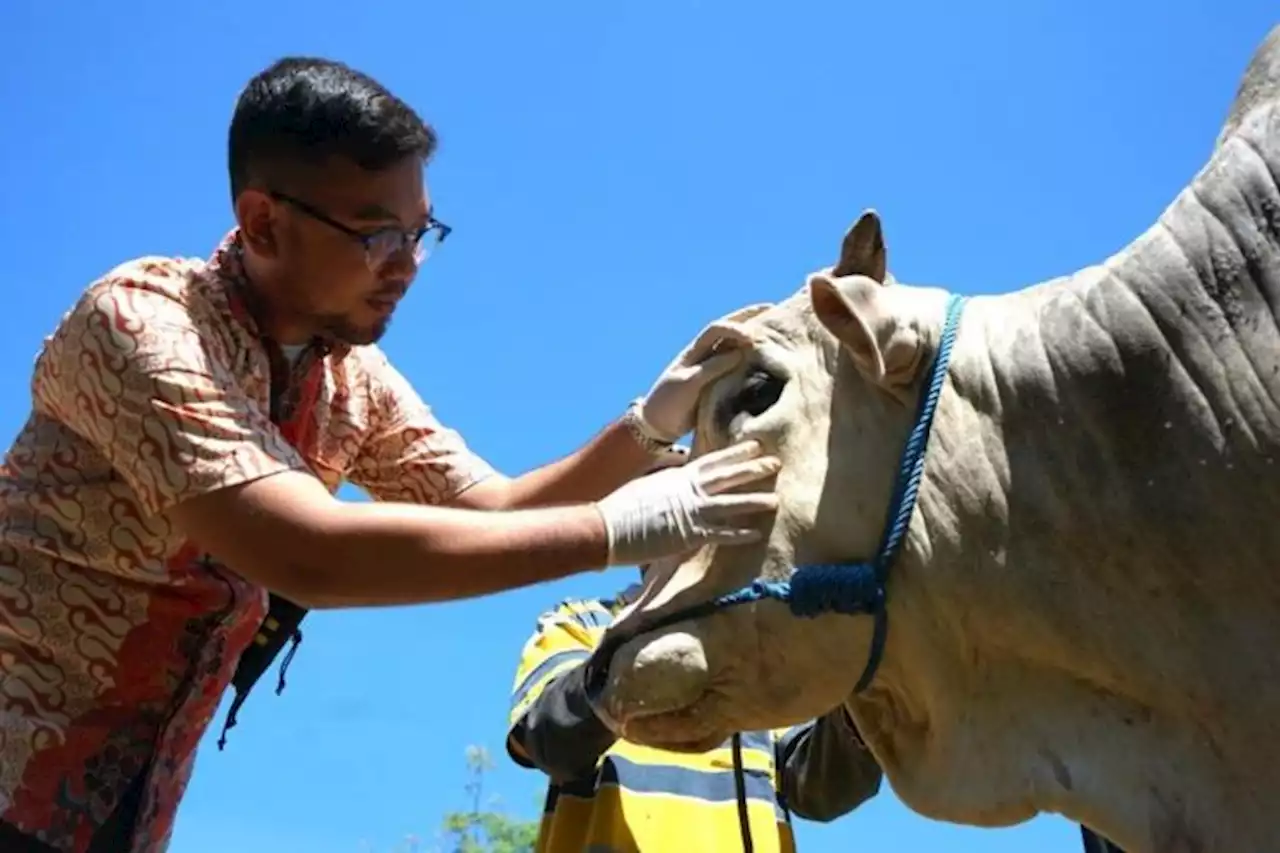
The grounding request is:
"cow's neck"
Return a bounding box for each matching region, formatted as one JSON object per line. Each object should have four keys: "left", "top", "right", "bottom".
{"left": 867, "top": 103, "right": 1280, "bottom": 851}
{"left": 946, "top": 94, "right": 1280, "bottom": 670}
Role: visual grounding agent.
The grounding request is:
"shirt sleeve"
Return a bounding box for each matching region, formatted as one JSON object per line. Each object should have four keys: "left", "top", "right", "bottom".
{"left": 32, "top": 273, "right": 309, "bottom": 518}
{"left": 774, "top": 707, "right": 883, "bottom": 822}
{"left": 504, "top": 599, "right": 617, "bottom": 782}
{"left": 347, "top": 349, "right": 500, "bottom": 506}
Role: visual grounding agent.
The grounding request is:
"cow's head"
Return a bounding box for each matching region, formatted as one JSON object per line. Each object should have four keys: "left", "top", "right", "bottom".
{"left": 585, "top": 210, "right": 959, "bottom": 751}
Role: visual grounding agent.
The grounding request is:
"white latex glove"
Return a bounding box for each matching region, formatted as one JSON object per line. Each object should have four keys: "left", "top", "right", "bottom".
{"left": 594, "top": 440, "right": 780, "bottom": 567}
{"left": 645, "top": 443, "right": 691, "bottom": 473}
{"left": 636, "top": 304, "right": 774, "bottom": 443}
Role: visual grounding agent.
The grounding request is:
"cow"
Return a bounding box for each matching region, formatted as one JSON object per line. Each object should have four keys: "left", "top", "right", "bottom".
{"left": 582, "top": 24, "right": 1280, "bottom": 853}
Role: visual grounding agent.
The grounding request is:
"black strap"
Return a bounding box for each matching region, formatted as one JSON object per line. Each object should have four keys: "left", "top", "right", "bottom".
{"left": 216, "top": 594, "right": 307, "bottom": 750}
{"left": 731, "top": 733, "right": 755, "bottom": 853}
{"left": 215, "top": 338, "right": 311, "bottom": 750}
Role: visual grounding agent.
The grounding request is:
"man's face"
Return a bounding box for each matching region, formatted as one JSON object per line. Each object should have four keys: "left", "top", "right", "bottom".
{"left": 237, "top": 154, "right": 445, "bottom": 346}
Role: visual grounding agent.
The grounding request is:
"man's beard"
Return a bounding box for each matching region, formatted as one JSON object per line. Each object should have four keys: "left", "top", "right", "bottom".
{"left": 322, "top": 313, "right": 391, "bottom": 347}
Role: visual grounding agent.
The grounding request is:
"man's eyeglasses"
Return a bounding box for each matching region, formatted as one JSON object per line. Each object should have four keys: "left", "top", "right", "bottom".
{"left": 269, "top": 190, "right": 452, "bottom": 270}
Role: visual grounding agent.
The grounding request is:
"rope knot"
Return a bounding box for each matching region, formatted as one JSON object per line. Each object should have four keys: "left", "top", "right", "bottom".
{"left": 787, "top": 562, "right": 883, "bottom": 617}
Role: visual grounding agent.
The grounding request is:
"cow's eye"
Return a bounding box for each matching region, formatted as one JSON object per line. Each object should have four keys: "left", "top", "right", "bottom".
{"left": 728, "top": 369, "right": 786, "bottom": 418}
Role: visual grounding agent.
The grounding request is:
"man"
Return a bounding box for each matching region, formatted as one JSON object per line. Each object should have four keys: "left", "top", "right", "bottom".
{"left": 506, "top": 554, "right": 883, "bottom": 852}
{"left": 0, "top": 57, "right": 779, "bottom": 852}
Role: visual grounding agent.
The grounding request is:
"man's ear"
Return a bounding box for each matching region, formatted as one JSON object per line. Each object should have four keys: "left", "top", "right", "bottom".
{"left": 832, "top": 210, "right": 887, "bottom": 282}
{"left": 234, "top": 189, "right": 280, "bottom": 258}
{"left": 808, "top": 272, "right": 924, "bottom": 389}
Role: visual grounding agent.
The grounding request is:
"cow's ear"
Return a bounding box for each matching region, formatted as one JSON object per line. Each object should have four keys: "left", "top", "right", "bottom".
{"left": 808, "top": 272, "right": 924, "bottom": 389}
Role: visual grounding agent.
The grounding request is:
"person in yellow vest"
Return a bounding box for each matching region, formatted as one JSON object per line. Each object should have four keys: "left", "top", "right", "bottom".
{"left": 505, "top": 561, "right": 883, "bottom": 852}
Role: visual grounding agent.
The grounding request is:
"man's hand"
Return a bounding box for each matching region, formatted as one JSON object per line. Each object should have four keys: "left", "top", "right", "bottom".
{"left": 594, "top": 440, "right": 779, "bottom": 567}
{"left": 636, "top": 305, "right": 773, "bottom": 443}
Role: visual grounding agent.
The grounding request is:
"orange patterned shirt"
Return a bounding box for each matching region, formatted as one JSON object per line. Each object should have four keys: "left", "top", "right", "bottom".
{"left": 0, "top": 231, "right": 497, "bottom": 852}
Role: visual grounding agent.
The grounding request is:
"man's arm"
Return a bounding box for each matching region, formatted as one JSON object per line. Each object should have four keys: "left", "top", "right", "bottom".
{"left": 505, "top": 600, "right": 617, "bottom": 784}
{"left": 440, "top": 310, "right": 763, "bottom": 511}
{"left": 38, "top": 276, "right": 778, "bottom": 609}
{"left": 344, "top": 350, "right": 680, "bottom": 512}
{"left": 457, "top": 417, "right": 672, "bottom": 510}
{"left": 775, "top": 706, "right": 883, "bottom": 823}
{"left": 171, "top": 472, "right": 609, "bottom": 606}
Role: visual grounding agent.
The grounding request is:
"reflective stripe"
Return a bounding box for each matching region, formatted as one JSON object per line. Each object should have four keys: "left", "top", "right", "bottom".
{"left": 510, "top": 648, "right": 591, "bottom": 711}
{"left": 561, "top": 753, "right": 775, "bottom": 804}
{"left": 567, "top": 607, "right": 612, "bottom": 630}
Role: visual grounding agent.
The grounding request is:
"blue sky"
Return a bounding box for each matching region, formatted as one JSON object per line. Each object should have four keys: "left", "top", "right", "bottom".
{"left": 0, "top": 1, "right": 1274, "bottom": 851}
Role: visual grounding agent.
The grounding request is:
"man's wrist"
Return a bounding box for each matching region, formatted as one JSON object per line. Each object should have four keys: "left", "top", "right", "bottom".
{"left": 592, "top": 502, "right": 619, "bottom": 567}
{"left": 621, "top": 398, "right": 676, "bottom": 454}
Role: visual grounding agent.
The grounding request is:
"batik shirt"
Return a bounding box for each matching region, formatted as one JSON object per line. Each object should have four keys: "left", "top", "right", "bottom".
{"left": 0, "top": 231, "right": 496, "bottom": 852}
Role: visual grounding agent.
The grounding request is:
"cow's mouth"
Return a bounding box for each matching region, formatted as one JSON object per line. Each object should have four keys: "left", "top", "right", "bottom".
{"left": 623, "top": 707, "right": 730, "bottom": 754}
{"left": 597, "top": 681, "right": 732, "bottom": 754}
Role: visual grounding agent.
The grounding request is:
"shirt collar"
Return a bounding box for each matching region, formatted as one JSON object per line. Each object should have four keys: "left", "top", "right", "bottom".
{"left": 205, "top": 228, "right": 352, "bottom": 362}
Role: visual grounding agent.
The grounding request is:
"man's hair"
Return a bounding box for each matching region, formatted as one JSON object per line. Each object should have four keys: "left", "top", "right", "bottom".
{"left": 227, "top": 56, "right": 437, "bottom": 201}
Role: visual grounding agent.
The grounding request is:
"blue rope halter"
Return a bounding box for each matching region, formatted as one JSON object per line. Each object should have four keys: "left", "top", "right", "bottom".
{"left": 586, "top": 292, "right": 968, "bottom": 699}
